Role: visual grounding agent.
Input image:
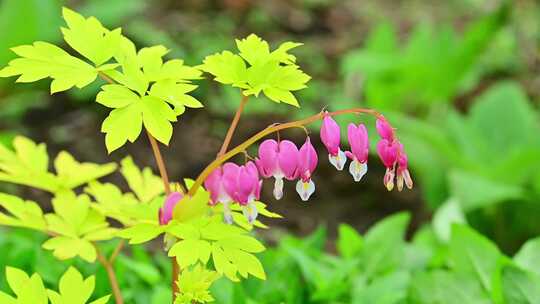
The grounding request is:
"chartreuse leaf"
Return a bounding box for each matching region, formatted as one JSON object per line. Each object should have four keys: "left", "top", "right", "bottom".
{"left": 54, "top": 151, "right": 117, "bottom": 190}
{"left": 228, "top": 201, "right": 282, "bottom": 230}
{"left": 0, "top": 41, "right": 98, "bottom": 94}
{"left": 47, "top": 267, "right": 111, "bottom": 304}
{"left": 117, "top": 223, "right": 164, "bottom": 245}
{"left": 61, "top": 7, "right": 122, "bottom": 66}
{"left": 0, "top": 267, "right": 48, "bottom": 304}
{"left": 201, "top": 34, "right": 310, "bottom": 107}
{"left": 167, "top": 215, "right": 266, "bottom": 282}
{"left": 0, "top": 136, "right": 115, "bottom": 193}
{"left": 43, "top": 192, "right": 117, "bottom": 262}
{"left": 120, "top": 157, "right": 163, "bottom": 203}
{"left": 175, "top": 264, "right": 221, "bottom": 304}
{"left": 0, "top": 193, "right": 46, "bottom": 231}
{"left": 85, "top": 181, "right": 162, "bottom": 226}
{"left": 173, "top": 179, "right": 211, "bottom": 222}
{"left": 1, "top": 267, "right": 109, "bottom": 304}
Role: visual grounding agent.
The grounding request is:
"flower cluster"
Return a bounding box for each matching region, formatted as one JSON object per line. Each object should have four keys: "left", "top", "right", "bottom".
{"left": 160, "top": 112, "right": 413, "bottom": 225}
{"left": 375, "top": 116, "right": 413, "bottom": 191}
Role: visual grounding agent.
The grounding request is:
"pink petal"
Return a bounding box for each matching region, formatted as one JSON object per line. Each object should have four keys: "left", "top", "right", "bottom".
{"left": 320, "top": 115, "right": 341, "bottom": 156}
{"left": 278, "top": 140, "right": 299, "bottom": 180}
{"left": 204, "top": 167, "right": 222, "bottom": 204}
{"left": 376, "top": 139, "right": 398, "bottom": 168}
{"left": 257, "top": 139, "right": 279, "bottom": 178}
{"left": 222, "top": 162, "right": 240, "bottom": 200}
{"left": 347, "top": 123, "right": 369, "bottom": 163}
{"left": 159, "top": 192, "right": 183, "bottom": 225}
{"left": 376, "top": 116, "right": 394, "bottom": 141}
{"left": 298, "top": 137, "right": 318, "bottom": 181}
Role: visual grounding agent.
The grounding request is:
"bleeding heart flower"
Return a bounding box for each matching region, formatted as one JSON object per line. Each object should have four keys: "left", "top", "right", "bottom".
{"left": 320, "top": 114, "right": 346, "bottom": 171}
{"left": 159, "top": 192, "right": 183, "bottom": 225}
{"left": 204, "top": 166, "right": 234, "bottom": 224}
{"left": 296, "top": 137, "right": 318, "bottom": 201}
{"left": 222, "top": 161, "right": 262, "bottom": 223}
{"left": 345, "top": 123, "right": 369, "bottom": 182}
{"left": 376, "top": 139, "right": 399, "bottom": 191}
{"left": 256, "top": 139, "right": 299, "bottom": 200}
{"left": 376, "top": 116, "right": 395, "bottom": 141}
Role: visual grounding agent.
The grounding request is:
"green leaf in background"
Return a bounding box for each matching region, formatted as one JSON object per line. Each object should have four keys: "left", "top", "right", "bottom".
{"left": 449, "top": 169, "right": 524, "bottom": 211}
{"left": 341, "top": 3, "right": 508, "bottom": 112}
{"left": 409, "top": 270, "right": 490, "bottom": 304}
{"left": 336, "top": 223, "right": 363, "bottom": 259}
{"left": 432, "top": 198, "right": 466, "bottom": 242}
{"left": 448, "top": 224, "right": 502, "bottom": 292}
{"left": 361, "top": 212, "right": 410, "bottom": 279}
{"left": 514, "top": 237, "right": 540, "bottom": 277}
{"left": 352, "top": 271, "right": 410, "bottom": 304}
{"left": 499, "top": 265, "right": 540, "bottom": 304}
{"left": 0, "top": 0, "right": 63, "bottom": 69}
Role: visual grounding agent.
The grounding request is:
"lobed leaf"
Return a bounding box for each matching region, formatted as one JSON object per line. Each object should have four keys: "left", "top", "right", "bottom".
{"left": 61, "top": 7, "right": 122, "bottom": 66}
{"left": 201, "top": 34, "right": 310, "bottom": 107}
{"left": 0, "top": 41, "right": 98, "bottom": 93}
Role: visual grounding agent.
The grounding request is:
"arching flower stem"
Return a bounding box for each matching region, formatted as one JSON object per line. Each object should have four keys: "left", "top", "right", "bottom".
{"left": 188, "top": 108, "right": 382, "bottom": 197}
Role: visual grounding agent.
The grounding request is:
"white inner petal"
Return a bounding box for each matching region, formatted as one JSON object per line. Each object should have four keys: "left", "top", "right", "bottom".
{"left": 349, "top": 160, "right": 368, "bottom": 182}
{"left": 273, "top": 177, "right": 284, "bottom": 200}
{"left": 222, "top": 201, "right": 233, "bottom": 224}
{"left": 242, "top": 202, "right": 258, "bottom": 224}
{"left": 296, "top": 179, "right": 315, "bottom": 201}
{"left": 328, "top": 148, "right": 346, "bottom": 171}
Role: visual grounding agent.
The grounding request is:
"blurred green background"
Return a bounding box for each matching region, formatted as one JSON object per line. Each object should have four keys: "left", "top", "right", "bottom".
{"left": 1, "top": 0, "right": 540, "bottom": 303}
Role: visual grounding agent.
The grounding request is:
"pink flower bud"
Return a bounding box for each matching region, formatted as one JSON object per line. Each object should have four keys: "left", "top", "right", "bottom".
{"left": 159, "top": 192, "right": 183, "bottom": 225}
{"left": 296, "top": 137, "right": 318, "bottom": 201}
{"left": 376, "top": 139, "right": 399, "bottom": 168}
{"left": 376, "top": 116, "right": 395, "bottom": 141}
{"left": 256, "top": 139, "right": 299, "bottom": 200}
{"left": 396, "top": 152, "right": 413, "bottom": 191}
{"left": 320, "top": 114, "right": 346, "bottom": 171}
{"left": 345, "top": 123, "right": 369, "bottom": 182}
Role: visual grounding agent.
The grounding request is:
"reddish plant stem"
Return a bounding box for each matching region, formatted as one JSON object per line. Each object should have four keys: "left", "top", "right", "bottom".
{"left": 217, "top": 94, "right": 249, "bottom": 156}
{"left": 109, "top": 240, "right": 125, "bottom": 264}
{"left": 146, "top": 131, "right": 172, "bottom": 195}
{"left": 96, "top": 247, "right": 124, "bottom": 304}
{"left": 99, "top": 72, "right": 180, "bottom": 301}
{"left": 187, "top": 108, "right": 381, "bottom": 197}
{"left": 145, "top": 132, "right": 180, "bottom": 301}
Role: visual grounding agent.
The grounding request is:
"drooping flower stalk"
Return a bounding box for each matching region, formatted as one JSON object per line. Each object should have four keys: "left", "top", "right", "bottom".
{"left": 188, "top": 108, "right": 383, "bottom": 197}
